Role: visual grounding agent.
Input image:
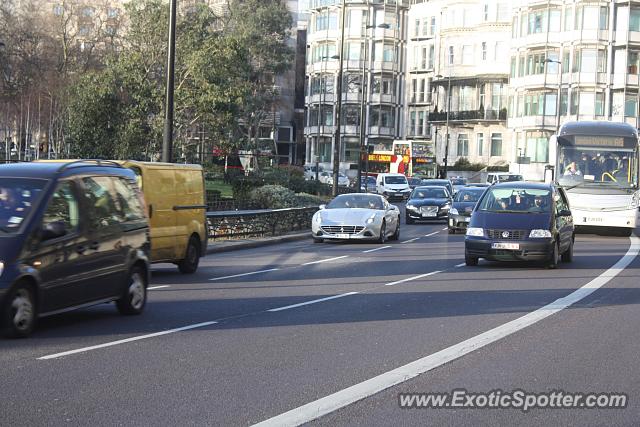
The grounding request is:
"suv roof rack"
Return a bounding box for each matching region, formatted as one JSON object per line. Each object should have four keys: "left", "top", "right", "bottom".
{"left": 55, "top": 159, "right": 124, "bottom": 174}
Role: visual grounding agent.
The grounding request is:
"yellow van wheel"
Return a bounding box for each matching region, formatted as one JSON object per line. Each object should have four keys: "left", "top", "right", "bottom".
{"left": 178, "top": 236, "right": 201, "bottom": 274}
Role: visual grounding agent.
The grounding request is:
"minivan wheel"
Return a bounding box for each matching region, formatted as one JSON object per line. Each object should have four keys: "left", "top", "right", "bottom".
{"left": 2, "top": 283, "right": 36, "bottom": 338}
{"left": 116, "top": 267, "right": 147, "bottom": 315}
{"left": 178, "top": 236, "right": 201, "bottom": 274}
{"left": 547, "top": 241, "right": 560, "bottom": 269}
{"left": 561, "top": 236, "right": 574, "bottom": 263}
{"left": 465, "top": 254, "right": 478, "bottom": 266}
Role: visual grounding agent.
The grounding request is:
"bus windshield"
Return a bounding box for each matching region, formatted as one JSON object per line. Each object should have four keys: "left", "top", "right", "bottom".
{"left": 557, "top": 146, "right": 638, "bottom": 189}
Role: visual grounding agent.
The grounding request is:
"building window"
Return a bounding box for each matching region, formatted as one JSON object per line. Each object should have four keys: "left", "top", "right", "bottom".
{"left": 344, "top": 106, "right": 360, "bottom": 126}
{"left": 481, "top": 42, "right": 487, "bottom": 60}
{"left": 430, "top": 16, "right": 436, "bottom": 35}
{"left": 462, "top": 45, "right": 473, "bottom": 65}
{"left": 370, "top": 106, "right": 395, "bottom": 128}
{"left": 490, "top": 133, "right": 502, "bottom": 156}
{"left": 410, "top": 111, "right": 416, "bottom": 134}
{"left": 428, "top": 45, "right": 435, "bottom": 69}
{"left": 82, "top": 7, "right": 94, "bottom": 17}
{"left": 457, "top": 134, "right": 469, "bottom": 157}
{"left": 525, "top": 132, "right": 549, "bottom": 163}
{"left": 342, "top": 138, "right": 360, "bottom": 162}
{"left": 477, "top": 133, "right": 484, "bottom": 156}
{"left": 631, "top": 8, "right": 640, "bottom": 32}
{"left": 421, "top": 46, "right": 428, "bottom": 69}
{"left": 595, "top": 92, "right": 605, "bottom": 116}
{"left": 483, "top": 4, "right": 489, "bottom": 21}
{"left": 624, "top": 95, "right": 637, "bottom": 117}
{"left": 107, "top": 8, "right": 119, "bottom": 18}
{"left": 414, "top": 19, "right": 420, "bottom": 37}
{"left": 448, "top": 46, "right": 454, "bottom": 65}
{"left": 418, "top": 111, "right": 425, "bottom": 135}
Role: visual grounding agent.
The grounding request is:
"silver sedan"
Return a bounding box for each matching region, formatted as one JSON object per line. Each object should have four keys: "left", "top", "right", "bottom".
{"left": 311, "top": 194, "right": 400, "bottom": 243}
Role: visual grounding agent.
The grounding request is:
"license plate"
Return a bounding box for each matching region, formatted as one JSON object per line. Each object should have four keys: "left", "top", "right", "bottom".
{"left": 422, "top": 212, "right": 437, "bottom": 217}
{"left": 336, "top": 233, "right": 350, "bottom": 239}
{"left": 492, "top": 242, "right": 519, "bottom": 250}
{"left": 395, "top": 193, "right": 403, "bottom": 197}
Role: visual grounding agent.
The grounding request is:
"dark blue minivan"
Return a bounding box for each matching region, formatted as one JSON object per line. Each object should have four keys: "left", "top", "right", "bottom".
{"left": 0, "top": 161, "right": 150, "bottom": 337}
{"left": 464, "top": 182, "right": 574, "bottom": 268}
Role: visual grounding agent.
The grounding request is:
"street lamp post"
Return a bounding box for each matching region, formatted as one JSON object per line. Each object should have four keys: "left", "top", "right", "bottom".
{"left": 435, "top": 74, "right": 451, "bottom": 179}
{"left": 332, "top": 0, "right": 347, "bottom": 197}
{"left": 358, "top": 22, "right": 390, "bottom": 193}
{"left": 162, "top": 0, "right": 177, "bottom": 163}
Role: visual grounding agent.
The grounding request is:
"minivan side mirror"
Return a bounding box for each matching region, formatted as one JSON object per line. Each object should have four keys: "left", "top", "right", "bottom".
{"left": 41, "top": 221, "right": 67, "bottom": 241}
{"left": 558, "top": 209, "right": 572, "bottom": 217}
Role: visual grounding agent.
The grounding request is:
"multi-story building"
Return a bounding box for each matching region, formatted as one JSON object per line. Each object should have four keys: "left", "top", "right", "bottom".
{"left": 508, "top": 0, "right": 640, "bottom": 179}
{"left": 304, "top": 0, "right": 409, "bottom": 177}
{"left": 407, "top": 0, "right": 512, "bottom": 176}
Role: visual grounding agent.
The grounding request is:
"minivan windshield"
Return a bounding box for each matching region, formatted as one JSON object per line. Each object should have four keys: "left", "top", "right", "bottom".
{"left": 478, "top": 187, "right": 552, "bottom": 214}
{"left": 0, "top": 178, "right": 47, "bottom": 233}
{"left": 384, "top": 176, "right": 408, "bottom": 185}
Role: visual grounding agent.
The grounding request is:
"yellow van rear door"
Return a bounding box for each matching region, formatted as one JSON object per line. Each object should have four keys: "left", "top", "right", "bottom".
{"left": 146, "top": 168, "right": 177, "bottom": 261}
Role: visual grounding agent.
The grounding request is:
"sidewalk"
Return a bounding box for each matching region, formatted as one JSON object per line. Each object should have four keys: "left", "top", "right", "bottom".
{"left": 205, "top": 231, "right": 309, "bottom": 254}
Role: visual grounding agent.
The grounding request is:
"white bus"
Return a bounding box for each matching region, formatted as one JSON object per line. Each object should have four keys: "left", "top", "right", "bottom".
{"left": 552, "top": 121, "right": 639, "bottom": 236}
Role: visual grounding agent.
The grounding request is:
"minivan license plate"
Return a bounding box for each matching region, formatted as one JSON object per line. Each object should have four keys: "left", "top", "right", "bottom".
{"left": 492, "top": 242, "right": 519, "bottom": 250}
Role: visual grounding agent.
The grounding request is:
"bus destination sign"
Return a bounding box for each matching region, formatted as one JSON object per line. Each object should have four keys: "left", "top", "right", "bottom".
{"left": 574, "top": 136, "right": 625, "bottom": 147}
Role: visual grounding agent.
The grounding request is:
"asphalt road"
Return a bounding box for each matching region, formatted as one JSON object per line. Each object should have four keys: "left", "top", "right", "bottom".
{"left": 1, "top": 204, "right": 639, "bottom": 426}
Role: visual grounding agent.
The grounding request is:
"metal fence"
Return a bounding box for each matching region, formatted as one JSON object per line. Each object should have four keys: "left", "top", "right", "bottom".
{"left": 206, "top": 207, "right": 318, "bottom": 240}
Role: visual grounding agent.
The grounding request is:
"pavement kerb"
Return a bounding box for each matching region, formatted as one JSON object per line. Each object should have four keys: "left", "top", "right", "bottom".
{"left": 205, "top": 232, "right": 309, "bottom": 254}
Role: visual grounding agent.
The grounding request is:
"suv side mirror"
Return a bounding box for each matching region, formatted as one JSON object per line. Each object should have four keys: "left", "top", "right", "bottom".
{"left": 558, "top": 209, "right": 572, "bottom": 217}
{"left": 41, "top": 221, "right": 67, "bottom": 241}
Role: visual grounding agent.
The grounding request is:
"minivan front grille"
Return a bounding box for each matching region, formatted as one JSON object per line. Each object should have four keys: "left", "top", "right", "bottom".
{"left": 321, "top": 225, "right": 365, "bottom": 235}
{"left": 487, "top": 229, "right": 526, "bottom": 240}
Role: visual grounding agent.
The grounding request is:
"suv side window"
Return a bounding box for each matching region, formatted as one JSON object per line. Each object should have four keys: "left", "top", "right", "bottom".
{"left": 42, "top": 181, "right": 79, "bottom": 235}
{"left": 81, "top": 176, "right": 122, "bottom": 228}
{"left": 112, "top": 177, "right": 146, "bottom": 222}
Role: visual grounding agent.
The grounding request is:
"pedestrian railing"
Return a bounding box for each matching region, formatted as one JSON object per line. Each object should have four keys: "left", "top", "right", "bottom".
{"left": 206, "top": 207, "right": 318, "bottom": 240}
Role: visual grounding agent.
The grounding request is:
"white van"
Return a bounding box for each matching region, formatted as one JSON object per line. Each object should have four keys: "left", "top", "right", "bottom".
{"left": 486, "top": 172, "right": 524, "bottom": 184}
{"left": 376, "top": 173, "right": 411, "bottom": 200}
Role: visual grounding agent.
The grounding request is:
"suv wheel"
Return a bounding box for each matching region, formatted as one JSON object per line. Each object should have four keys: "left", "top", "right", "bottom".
{"left": 2, "top": 283, "right": 36, "bottom": 338}
{"left": 178, "top": 236, "right": 201, "bottom": 274}
{"left": 116, "top": 266, "right": 147, "bottom": 315}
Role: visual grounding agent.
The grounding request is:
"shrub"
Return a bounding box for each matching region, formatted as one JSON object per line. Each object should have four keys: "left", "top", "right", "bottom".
{"left": 295, "top": 192, "right": 327, "bottom": 207}
{"left": 249, "top": 185, "right": 297, "bottom": 209}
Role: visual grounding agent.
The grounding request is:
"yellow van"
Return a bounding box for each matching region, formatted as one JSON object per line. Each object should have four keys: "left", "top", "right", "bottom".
{"left": 119, "top": 161, "right": 208, "bottom": 274}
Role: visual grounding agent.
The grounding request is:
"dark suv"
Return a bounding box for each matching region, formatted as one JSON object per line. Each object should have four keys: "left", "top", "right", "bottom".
{"left": 0, "top": 161, "right": 150, "bottom": 337}
{"left": 464, "top": 182, "right": 574, "bottom": 268}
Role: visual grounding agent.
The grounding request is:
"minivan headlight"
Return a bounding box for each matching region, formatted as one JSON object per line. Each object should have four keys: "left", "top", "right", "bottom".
{"left": 466, "top": 227, "right": 484, "bottom": 237}
{"left": 529, "top": 229, "right": 552, "bottom": 238}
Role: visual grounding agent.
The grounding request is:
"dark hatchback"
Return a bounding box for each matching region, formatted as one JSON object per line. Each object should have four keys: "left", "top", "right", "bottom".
{"left": 447, "top": 186, "right": 486, "bottom": 234}
{"left": 420, "top": 178, "right": 454, "bottom": 198}
{"left": 464, "top": 182, "right": 574, "bottom": 268}
{"left": 0, "top": 161, "right": 150, "bottom": 337}
{"left": 405, "top": 186, "right": 452, "bottom": 224}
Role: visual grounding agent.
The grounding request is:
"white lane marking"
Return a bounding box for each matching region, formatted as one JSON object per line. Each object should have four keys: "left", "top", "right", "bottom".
{"left": 302, "top": 256, "right": 349, "bottom": 266}
{"left": 441, "top": 227, "right": 448, "bottom": 231}
{"left": 363, "top": 245, "right": 392, "bottom": 253}
{"left": 253, "top": 236, "right": 640, "bottom": 427}
{"left": 268, "top": 292, "right": 359, "bottom": 312}
{"left": 148, "top": 285, "right": 170, "bottom": 290}
{"left": 385, "top": 270, "right": 442, "bottom": 287}
{"left": 38, "top": 321, "right": 219, "bottom": 360}
{"left": 454, "top": 263, "right": 466, "bottom": 268}
{"left": 401, "top": 237, "right": 420, "bottom": 244}
{"left": 424, "top": 232, "right": 439, "bottom": 237}
{"left": 209, "top": 268, "right": 280, "bottom": 281}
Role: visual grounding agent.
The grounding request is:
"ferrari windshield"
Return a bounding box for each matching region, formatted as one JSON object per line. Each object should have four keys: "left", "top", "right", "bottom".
{"left": 326, "top": 194, "right": 384, "bottom": 210}
{"left": 557, "top": 146, "right": 638, "bottom": 189}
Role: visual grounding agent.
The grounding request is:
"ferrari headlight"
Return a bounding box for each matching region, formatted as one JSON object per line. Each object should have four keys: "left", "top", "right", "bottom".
{"left": 449, "top": 208, "right": 459, "bottom": 215}
{"left": 529, "top": 229, "right": 552, "bottom": 238}
{"left": 366, "top": 214, "right": 377, "bottom": 224}
{"left": 466, "top": 227, "right": 484, "bottom": 237}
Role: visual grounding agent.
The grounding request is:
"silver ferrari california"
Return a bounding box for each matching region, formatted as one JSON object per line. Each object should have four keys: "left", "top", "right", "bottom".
{"left": 311, "top": 193, "right": 400, "bottom": 243}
